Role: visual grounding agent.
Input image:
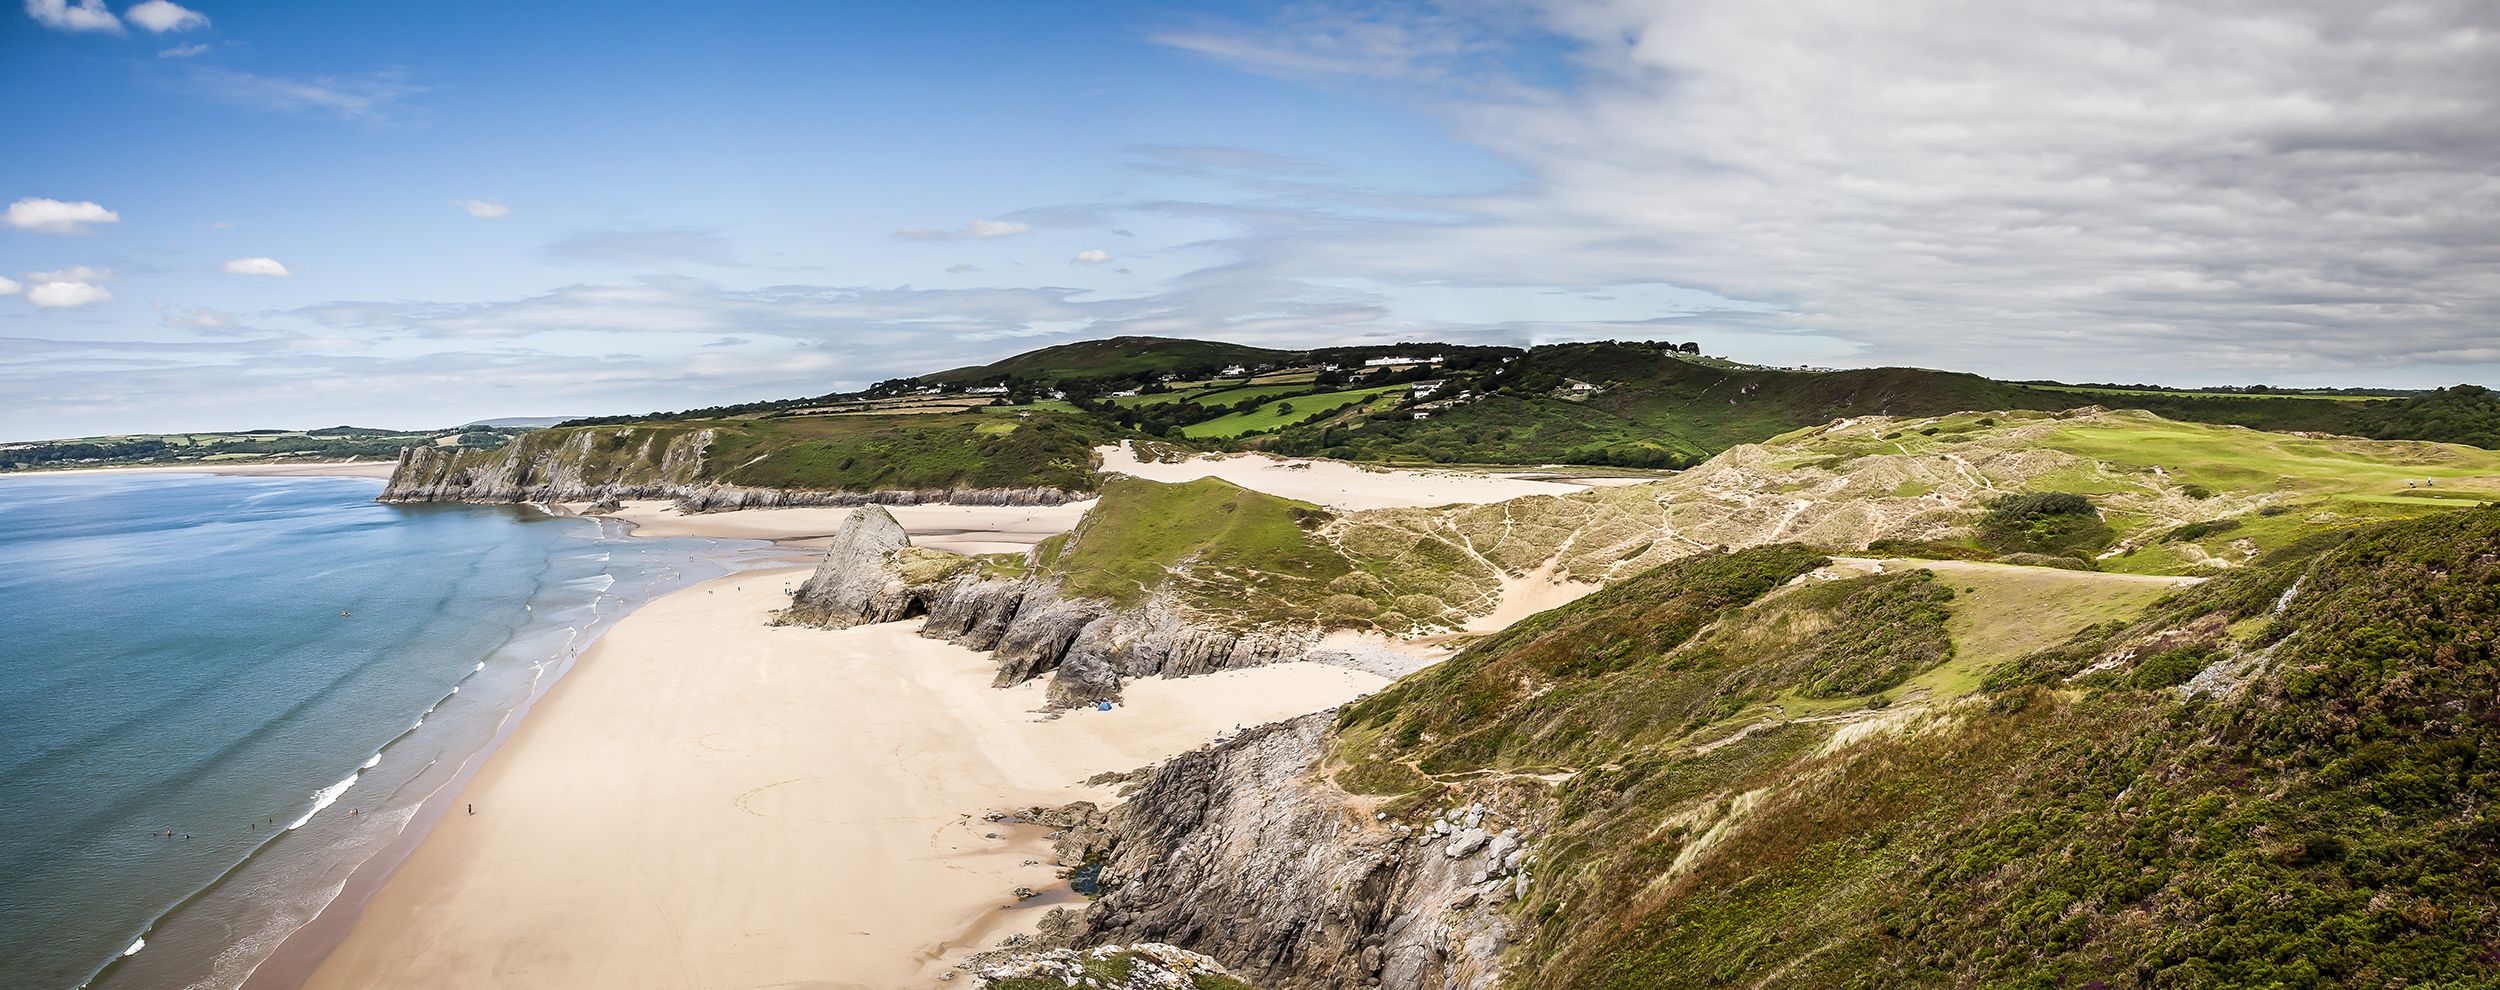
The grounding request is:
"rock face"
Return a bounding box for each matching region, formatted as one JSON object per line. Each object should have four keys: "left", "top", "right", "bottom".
{"left": 1064, "top": 715, "right": 1524, "bottom": 990}
{"left": 972, "top": 943, "right": 1247, "bottom": 989}
{"left": 776, "top": 539, "right": 1312, "bottom": 705}
{"left": 917, "top": 580, "right": 1316, "bottom": 708}
{"left": 379, "top": 432, "right": 1080, "bottom": 509}
{"left": 780, "top": 506, "right": 920, "bottom": 628}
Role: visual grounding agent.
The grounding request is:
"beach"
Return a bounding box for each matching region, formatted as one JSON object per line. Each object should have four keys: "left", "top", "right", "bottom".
{"left": 288, "top": 567, "right": 1387, "bottom": 989}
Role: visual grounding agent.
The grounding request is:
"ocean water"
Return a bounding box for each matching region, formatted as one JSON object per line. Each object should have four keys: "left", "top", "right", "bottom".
{"left": 0, "top": 472, "right": 764, "bottom": 989}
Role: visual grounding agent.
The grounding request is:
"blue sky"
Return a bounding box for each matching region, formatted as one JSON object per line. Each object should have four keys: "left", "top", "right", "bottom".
{"left": 6, "top": 1, "right": 2497, "bottom": 437}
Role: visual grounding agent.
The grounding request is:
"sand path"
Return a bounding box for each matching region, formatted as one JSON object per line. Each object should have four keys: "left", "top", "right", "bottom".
{"left": 296, "top": 567, "right": 1383, "bottom": 990}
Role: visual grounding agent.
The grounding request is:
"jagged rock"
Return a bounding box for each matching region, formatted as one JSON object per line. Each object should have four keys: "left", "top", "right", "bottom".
{"left": 779, "top": 506, "right": 917, "bottom": 628}
{"left": 970, "top": 943, "right": 1242, "bottom": 989}
{"left": 1066, "top": 715, "right": 1516, "bottom": 990}
{"left": 1444, "top": 829, "right": 1488, "bottom": 858}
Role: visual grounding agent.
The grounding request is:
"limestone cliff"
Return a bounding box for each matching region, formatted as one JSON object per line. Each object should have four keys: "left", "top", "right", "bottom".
{"left": 1050, "top": 715, "right": 1535, "bottom": 990}
{"left": 380, "top": 427, "right": 1081, "bottom": 509}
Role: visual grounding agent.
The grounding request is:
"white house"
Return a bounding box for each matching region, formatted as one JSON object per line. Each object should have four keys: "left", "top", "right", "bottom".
{"left": 1220, "top": 364, "right": 1248, "bottom": 376}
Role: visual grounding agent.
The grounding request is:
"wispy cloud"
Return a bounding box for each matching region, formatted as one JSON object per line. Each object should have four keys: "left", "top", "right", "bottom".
{"left": 5, "top": 197, "right": 120, "bottom": 234}
{"left": 1071, "top": 249, "right": 1112, "bottom": 265}
{"left": 157, "top": 41, "right": 208, "bottom": 58}
{"left": 23, "top": 0, "right": 120, "bottom": 33}
{"left": 450, "top": 198, "right": 510, "bottom": 219}
{"left": 184, "top": 66, "right": 425, "bottom": 123}
{"left": 894, "top": 219, "right": 1032, "bottom": 241}
{"left": 1139, "top": 0, "right": 2500, "bottom": 381}
{"left": 543, "top": 227, "right": 736, "bottom": 267}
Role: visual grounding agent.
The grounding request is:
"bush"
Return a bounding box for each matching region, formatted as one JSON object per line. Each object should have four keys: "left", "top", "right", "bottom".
{"left": 1978, "top": 492, "right": 2115, "bottom": 557}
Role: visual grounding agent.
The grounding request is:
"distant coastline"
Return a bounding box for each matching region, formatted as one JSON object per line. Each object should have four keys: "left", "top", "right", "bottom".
{"left": 0, "top": 459, "right": 400, "bottom": 480}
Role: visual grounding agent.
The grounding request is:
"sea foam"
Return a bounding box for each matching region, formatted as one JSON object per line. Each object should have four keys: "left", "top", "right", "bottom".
{"left": 285, "top": 773, "right": 359, "bottom": 830}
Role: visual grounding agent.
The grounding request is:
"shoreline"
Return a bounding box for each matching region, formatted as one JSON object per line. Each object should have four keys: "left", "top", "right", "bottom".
{"left": 221, "top": 527, "right": 812, "bottom": 990}
{"left": 72, "top": 508, "right": 795, "bottom": 990}
{"left": 271, "top": 568, "right": 1387, "bottom": 988}
{"left": 0, "top": 460, "right": 402, "bottom": 480}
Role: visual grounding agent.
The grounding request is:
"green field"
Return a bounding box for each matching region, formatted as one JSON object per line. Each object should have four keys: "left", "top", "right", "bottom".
{"left": 1179, "top": 385, "right": 1402, "bottom": 439}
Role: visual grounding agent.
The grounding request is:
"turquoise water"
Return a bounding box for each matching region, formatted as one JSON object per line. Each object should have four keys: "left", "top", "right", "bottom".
{"left": 0, "top": 473, "right": 762, "bottom": 989}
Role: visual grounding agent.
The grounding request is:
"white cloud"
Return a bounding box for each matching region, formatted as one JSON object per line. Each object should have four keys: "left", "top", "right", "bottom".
{"left": 1071, "top": 249, "right": 1112, "bottom": 265}
{"left": 5, "top": 197, "right": 121, "bottom": 234}
{"left": 223, "top": 257, "right": 292, "bottom": 277}
{"left": 158, "top": 41, "right": 208, "bottom": 57}
{"left": 1147, "top": 0, "right": 2500, "bottom": 382}
{"left": 451, "top": 198, "right": 510, "bottom": 219}
{"left": 125, "top": 0, "right": 206, "bottom": 32}
{"left": 22, "top": 0, "right": 119, "bottom": 32}
{"left": 27, "top": 280, "right": 111, "bottom": 308}
{"left": 0, "top": 275, "right": 19, "bottom": 296}
{"left": 895, "top": 219, "right": 1032, "bottom": 241}
{"left": 946, "top": 263, "right": 980, "bottom": 274}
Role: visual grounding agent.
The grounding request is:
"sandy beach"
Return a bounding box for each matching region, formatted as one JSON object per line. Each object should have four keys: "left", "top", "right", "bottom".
{"left": 291, "top": 567, "right": 1386, "bottom": 990}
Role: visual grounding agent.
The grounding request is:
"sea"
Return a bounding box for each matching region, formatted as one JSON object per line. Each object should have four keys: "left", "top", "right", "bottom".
{"left": 0, "top": 471, "right": 772, "bottom": 989}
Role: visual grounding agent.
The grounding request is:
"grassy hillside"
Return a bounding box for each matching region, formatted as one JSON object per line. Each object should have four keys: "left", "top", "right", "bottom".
{"left": 1327, "top": 505, "right": 2500, "bottom": 988}
{"left": 1029, "top": 476, "right": 1499, "bottom": 632}
{"left": 1325, "top": 408, "right": 2500, "bottom": 590}
{"left": 406, "top": 411, "right": 1128, "bottom": 495}
{"left": 1257, "top": 341, "right": 2489, "bottom": 466}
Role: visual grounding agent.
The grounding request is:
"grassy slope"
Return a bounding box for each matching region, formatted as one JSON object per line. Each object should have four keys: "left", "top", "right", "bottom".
{"left": 702, "top": 411, "right": 1122, "bottom": 491}
{"left": 924, "top": 336, "right": 1300, "bottom": 385}
{"left": 1327, "top": 506, "right": 2500, "bottom": 989}
{"left": 1032, "top": 476, "right": 1498, "bottom": 632}
{"left": 1348, "top": 408, "right": 2500, "bottom": 589}
{"left": 1264, "top": 341, "right": 2499, "bottom": 466}
{"left": 1178, "top": 385, "right": 1404, "bottom": 439}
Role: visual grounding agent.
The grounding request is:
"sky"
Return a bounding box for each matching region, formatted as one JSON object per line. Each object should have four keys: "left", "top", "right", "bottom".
{"left": 4, "top": 0, "right": 2497, "bottom": 439}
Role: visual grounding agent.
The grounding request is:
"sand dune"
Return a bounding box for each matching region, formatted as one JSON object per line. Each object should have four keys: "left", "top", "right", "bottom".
{"left": 293, "top": 568, "right": 1384, "bottom": 990}
{"left": 1096, "top": 443, "right": 1633, "bottom": 511}
{"left": 595, "top": 500, "right": 1097, "bottom": 553}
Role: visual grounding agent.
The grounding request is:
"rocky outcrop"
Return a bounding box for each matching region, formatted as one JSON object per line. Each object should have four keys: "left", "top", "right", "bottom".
{"left": 971, "top": 943, "right": 1249, "bottom": 989}
{"left": 379, "top": 431, "right": 1080, "bottom": 509}
{"left": 776, "top": 533, "right": 1312, "bottom": 704}
{"left": 779, "top": 506, "right": 921, "bottom": 628}
{"left": 1060, "top": 715, "right": 1531, "bottom": 990}
{"left": 913, "top": 579, "right": 1316, "bottom": 707}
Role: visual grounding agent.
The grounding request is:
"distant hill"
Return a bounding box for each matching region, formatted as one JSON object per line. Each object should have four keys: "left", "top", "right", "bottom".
{"left": 923, "top": 336, "right": 1303, "bottom": 385}
{"left": 458, "top": 416, "right": 582, "bottom": 429}
{"left": 480, "top": 337, "right": 2500, "bottom": 483}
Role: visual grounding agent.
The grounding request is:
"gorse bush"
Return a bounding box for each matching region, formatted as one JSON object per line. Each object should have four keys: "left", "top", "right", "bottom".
{"left": 1978, "top": 491, "right": 2115, "bottom": 558}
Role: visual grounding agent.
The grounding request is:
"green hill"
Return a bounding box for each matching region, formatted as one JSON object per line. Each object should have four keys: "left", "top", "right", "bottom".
{"left": 1257, "top": 341, "right": 2490, "bottom": 466}
{"left": 1326, "top": 505, "right": 2500, "bottom": 988}
{"left": 924, "top": 336, "right": 1302, "bottom": 385}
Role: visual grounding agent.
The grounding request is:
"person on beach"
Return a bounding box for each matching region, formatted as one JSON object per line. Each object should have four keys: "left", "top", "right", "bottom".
{"left": 467, "top": 803, "right": 474, "bottom": 815}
